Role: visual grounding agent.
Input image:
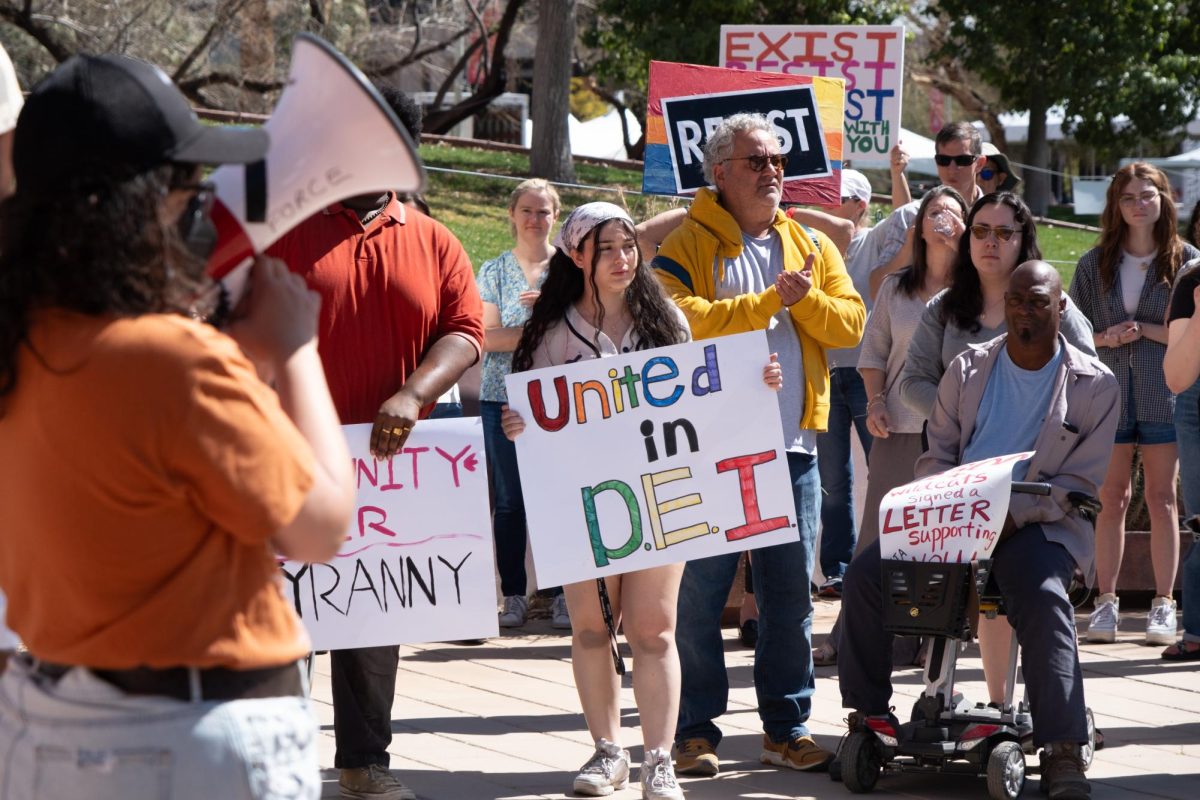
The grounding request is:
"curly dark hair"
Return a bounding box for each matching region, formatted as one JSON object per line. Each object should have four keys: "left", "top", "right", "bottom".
{"left": 941, "top": 191, "right": 1042, "bottom": 333}
{"left": 0, "top": 164, "right": 205, "bottom": 410}
{"left": 898, "top": 185, "right": 967, "bottom": 298}
{"left": 512, "top": 218, "right": 687, "bottom": 372}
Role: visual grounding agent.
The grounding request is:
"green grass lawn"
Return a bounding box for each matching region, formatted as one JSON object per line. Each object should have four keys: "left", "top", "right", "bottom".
{"left": 420, "top": 142, "right": 1095, "bottom": 287}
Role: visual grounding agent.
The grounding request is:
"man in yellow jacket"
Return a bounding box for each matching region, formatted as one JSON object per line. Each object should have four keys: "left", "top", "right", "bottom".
{"left": 653, "top": 112, "right": 865, "bottom": 777}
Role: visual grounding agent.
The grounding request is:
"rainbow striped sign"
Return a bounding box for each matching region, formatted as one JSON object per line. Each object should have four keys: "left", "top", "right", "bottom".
{"left": 643, "top": 60, "right": 844, "bottom": 206}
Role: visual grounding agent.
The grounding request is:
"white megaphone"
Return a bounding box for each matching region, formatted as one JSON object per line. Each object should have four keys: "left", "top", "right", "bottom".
{"left": 206, "top": 33, "right": 425, "bottom": 304}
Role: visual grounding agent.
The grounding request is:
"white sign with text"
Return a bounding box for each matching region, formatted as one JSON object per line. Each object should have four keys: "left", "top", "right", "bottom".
{"left": 878, "top": 452, "right": 1035, "bottom": 562}
{"left": 280, "top": 420, "right": 499, "bottom": 650}
{"left": 506, "top": 331, "right": 800, "bottom": 588}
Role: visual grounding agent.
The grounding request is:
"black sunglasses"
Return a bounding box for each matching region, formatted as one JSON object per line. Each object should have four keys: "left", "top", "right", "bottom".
{"left": 934, "top": 154, "right": 977, "bottom": 168}
{"left": 724, "top": 153, "right": 788, "bottom": 172}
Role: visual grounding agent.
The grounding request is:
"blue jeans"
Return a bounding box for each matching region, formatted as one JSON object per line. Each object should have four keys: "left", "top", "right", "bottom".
{"left": 675, "top": 452, "right": 820, "bottom": 746}
{"left": 0, "top": 658, "right": 319, "bottom": 799}
{"left": 1174, "top": 381, "right": 1200, "bottom": 642}
{"left": 816, "top": 367, "right": 873, "bottom": 581}
{"left": 481, "top": 401, "right": 530, "bottom": 597}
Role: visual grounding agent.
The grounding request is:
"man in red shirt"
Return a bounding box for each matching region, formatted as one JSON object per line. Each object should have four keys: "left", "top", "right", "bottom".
{"left": 268, "top": 87, "right": 483, "bottom": 800}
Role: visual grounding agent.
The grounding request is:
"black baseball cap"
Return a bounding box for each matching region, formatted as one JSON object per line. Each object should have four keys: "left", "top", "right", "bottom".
{"left": 13, "top": 53, "right": 268, "bottom": 197}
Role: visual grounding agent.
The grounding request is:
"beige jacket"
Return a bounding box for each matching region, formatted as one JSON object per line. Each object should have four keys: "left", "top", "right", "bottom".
{"left": 914, "top": 334, "right": 1120, "bottom": 582}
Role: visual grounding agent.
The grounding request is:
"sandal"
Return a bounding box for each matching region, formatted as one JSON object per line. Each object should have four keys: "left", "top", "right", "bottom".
{"left": 813, "top": 641, "right": 837, "bottom": 666}
{"left": 1161, "top": 640, "right": 1200, "bottom": 661}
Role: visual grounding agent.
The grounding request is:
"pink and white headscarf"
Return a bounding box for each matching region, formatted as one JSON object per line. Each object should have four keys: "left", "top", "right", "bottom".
{"left": 553, "top": 201, "right": 635, "bottom": 253}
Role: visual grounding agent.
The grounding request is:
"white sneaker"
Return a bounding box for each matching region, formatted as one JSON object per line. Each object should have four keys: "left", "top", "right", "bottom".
{"left": 1085, "top": 593, "right": 1119, "bottom": 643}
{"left": 551, "top": 594, "right": 572, "bottom": 629}
{"left": 641, "top": 748, "right": 684, "bottom": 799}
{"left": 1146, "top": 596, "right": 1178, "bottom": 646}
{"left": 498, "top": 595, "right": 528, "bottom": 628}
{"left": 573, "top": 738, "right": 630, "bottom": 796}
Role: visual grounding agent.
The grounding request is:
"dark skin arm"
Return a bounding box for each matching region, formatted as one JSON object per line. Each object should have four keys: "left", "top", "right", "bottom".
{"left": 370, "top": 334, "right": 478, "bottom": 458}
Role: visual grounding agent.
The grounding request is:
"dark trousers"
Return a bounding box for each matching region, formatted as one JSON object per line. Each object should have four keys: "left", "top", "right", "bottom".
{"left": 838, "top": 524, "right": 1088, "bottom": 746}
{"left": 332, "top": 645, "right": 400, "bottom": 768}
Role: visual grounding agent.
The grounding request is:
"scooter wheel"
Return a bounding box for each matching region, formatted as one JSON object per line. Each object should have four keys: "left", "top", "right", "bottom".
{"left": 986, "top": 740, "right": 1026, "bottom": 800}
{"left": 1080, "top": 708, "right": 1097, "bottom": 770}
{"left": 829, "top": 755, "right": 843, "bottom": 782}
{"left": 842, "top": 731, "right": 882, "bottom": 793}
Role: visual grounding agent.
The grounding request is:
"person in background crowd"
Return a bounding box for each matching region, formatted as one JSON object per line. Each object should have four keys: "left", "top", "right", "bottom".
{"left": 787, "top": 169, "right": 910, "bottom": 598}
{"left": 869, "top": 122, "right": 986, "bottom": 300}
{"left": 268, "top": 85, "right": 484, "bottom": 800}
{"left": 653, "top": 112, "right": 864, "bottom": 777}
{"left": 978, "top": 144, "right": 1022, "bottom": 195}
{"left": 0, "top": 41, "right": 24, "bottom": 675}
{"left": 813, "top": 185, "right": 967, "bottom": 667}
{"left": 1072, "top": 162, "right": 1198, "bottom": 646}
{"left": 1163, "top": 247, "right": 1200, "bottom": 660}
{"left": 503, "top": 202, "right": 730, "bottom": 799}
{"left": 842, "top": 261, "right": 1119, "bottom": 800}
{"left": 899, "top": 192, "right": 1096, "bottom": 705}
{"left": 476, "top": 178, "right": 569, "bottom": 630}
{"left": 0, "top": 53, "right": 355, "bottom": 799}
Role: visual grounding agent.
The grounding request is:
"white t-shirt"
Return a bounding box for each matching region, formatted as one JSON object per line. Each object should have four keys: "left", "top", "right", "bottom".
{"left": 1118, "top": 250, "right": 1155, "bottom": 316}
{"left": 715, "top": 231, "right": 816, "bottom": 455}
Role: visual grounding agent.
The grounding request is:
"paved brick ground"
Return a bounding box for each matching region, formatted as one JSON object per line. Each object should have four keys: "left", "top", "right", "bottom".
{"left": 310, "top": 598, "right": 1199, "bottom": 799}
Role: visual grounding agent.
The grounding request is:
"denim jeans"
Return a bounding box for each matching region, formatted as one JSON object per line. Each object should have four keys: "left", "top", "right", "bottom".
{"left": 1174, "top": 381, "right": 1200, "bottom": 642}
{"left": 0, "top": 658, "right": 319, "bottom": 800}
{"left": 481, "top": 401, "right": 529, "bottom": 597}
{"left": 816, "top": 367, "right": 873, "bottom": 581}
{"left": 675, "top": 452, "right": 820, "bottom": 746}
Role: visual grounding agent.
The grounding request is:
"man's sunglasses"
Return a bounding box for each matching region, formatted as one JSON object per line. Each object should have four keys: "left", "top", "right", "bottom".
{"left": 934, "top": 154, "right": 977, "bottom": 168}
{"left": 724, "top": 153, "right": 788, "bottom": 172}
{"left": 969, "top": 223, "right": 1020, "bottom": 242}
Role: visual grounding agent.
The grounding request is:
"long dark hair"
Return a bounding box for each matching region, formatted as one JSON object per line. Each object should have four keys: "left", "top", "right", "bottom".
{"left": 512, "top": 218, "right": 687, "bottom": 371}
{"left": 898, "top": 185, "right": 967, "bottom": 298}
{"left": 1098, "top": 162, "right": 1185, "bottom": 291}
{"left": 942, "top": 192, "right": 1041, "bottom": 333}
{"left": 0, "top": 165, "right": 205, "bottom": 410}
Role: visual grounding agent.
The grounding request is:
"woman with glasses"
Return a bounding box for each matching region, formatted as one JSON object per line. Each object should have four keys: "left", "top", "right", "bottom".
{"left": 897, "top": 192, "right": 1095, "bottom": 705}
{"left": 814, "top": 185, "right": 967, "bottom": 667}
{"left": 1071, "top": 163, "right": 1198, "bottom": 646}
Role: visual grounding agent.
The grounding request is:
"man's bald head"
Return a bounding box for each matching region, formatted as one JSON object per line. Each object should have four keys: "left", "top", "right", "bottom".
{"left": 1005, "top": 260, "right": 1066, "bottom": 353}
{"left": 1011, "top": 260, "right": 1062, "bottom": 296}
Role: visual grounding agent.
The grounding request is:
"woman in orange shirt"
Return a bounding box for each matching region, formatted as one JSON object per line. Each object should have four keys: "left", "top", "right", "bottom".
{"left": 0, "top": 55, "right": 354, "bottom": 800}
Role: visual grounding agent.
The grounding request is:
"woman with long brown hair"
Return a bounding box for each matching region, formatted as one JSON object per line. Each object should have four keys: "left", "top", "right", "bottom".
{"left": 1071, "top": 162, "right": 1198, "bottom": 646}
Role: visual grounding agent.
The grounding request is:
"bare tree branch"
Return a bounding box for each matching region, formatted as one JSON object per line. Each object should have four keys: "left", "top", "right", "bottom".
{"left": 309, "top": 0, "right": 327, "bottom": 26}
{"left": 177, "top": 72, "right": 285, "bottom": 99}
{"left": 423, "top": 0, "right": 525, "bottom": 134}
{"left": 0, "top": 4, "right": 80, "bottom": 62}
{"left": 463, "top": 0, "right": 489, "bottom": 82}
{"left": 172, "top": 0, "right": 252, "bottom": 81}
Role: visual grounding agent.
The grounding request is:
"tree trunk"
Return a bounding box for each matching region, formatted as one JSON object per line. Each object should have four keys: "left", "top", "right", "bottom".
{"left": 530, "top": 0, "right": 575, "bottom": 182}
{"left": 1025, "top": 82, "right": 1051, "bottom": 215}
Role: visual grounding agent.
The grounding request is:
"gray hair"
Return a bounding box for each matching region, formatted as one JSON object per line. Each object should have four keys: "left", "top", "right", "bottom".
{"left": 702, "top": 113, "right": 776, "bottom": 185}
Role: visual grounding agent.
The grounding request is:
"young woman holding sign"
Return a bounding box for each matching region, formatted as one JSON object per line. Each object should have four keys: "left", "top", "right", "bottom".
{"left": 502, "top": 202, "right": 781, "bottom": 800}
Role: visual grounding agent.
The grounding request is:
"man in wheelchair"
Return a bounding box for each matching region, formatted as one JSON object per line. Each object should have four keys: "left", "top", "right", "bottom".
{"left": 838, "top": 261, "right": 1120, "bottom": 800}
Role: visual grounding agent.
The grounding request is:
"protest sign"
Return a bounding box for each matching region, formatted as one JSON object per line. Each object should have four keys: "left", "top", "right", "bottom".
{"left": 878, "top": 452, "right": 1034, "bottom": 563}
{"left": 661, "top": 85, "right": 831, "bottom": 194}
{"left": 280, "top": 419, "right": 498, "bottom": 650}
{"left": 720, "top": 25, "right": 905, "bottom": 166}
{"left": 643, "top": 61, "right": 844, "bottom": 206}
{"left": 505, "top": 331, "right": 800, "bottom": 588}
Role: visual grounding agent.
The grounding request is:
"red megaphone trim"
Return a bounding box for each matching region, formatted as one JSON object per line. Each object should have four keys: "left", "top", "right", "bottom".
{"left": 207, "top": 197, "right": 255, "bottom": 280}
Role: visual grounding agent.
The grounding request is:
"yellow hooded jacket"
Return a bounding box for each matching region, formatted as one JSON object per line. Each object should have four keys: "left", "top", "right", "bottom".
{"left": 651, "top": 187, "right": 865, "bottom": 432}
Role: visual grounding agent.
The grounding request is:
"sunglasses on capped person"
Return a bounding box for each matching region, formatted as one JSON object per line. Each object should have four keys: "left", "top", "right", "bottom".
{"left": 934, "top": 153, "right": 977, "bottom": 167}
{"left": 724, "top": 153, "right": 788, "bottom": 172}
{"left": 969, "top": 223, "right": 1020, "bottom": 242}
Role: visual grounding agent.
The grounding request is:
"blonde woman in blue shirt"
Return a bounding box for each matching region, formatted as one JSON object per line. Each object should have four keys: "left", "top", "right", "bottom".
{"left": 476, "top": 178, "right": 566, "bottom": 629}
